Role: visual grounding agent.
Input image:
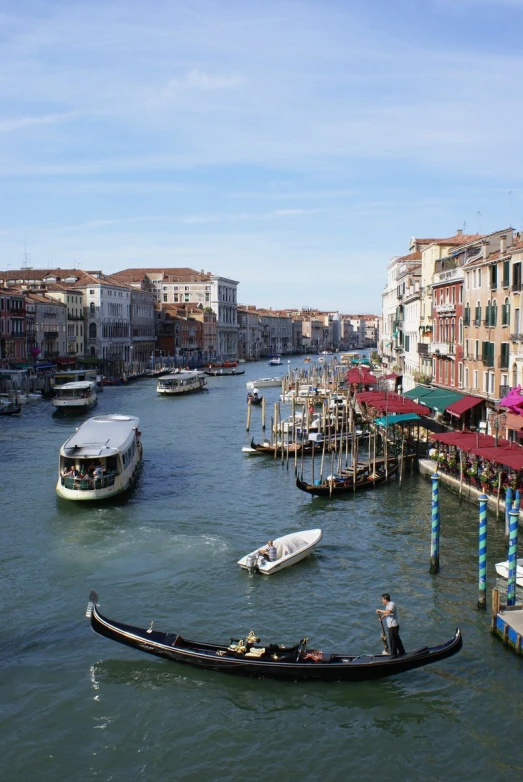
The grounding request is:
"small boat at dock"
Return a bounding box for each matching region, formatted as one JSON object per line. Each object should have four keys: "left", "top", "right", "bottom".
{"left": 495, "top": 558, "right": 523, "bottom": 587}
{"left": 237, "top": 529, "right": 322, "bottom": 575}
{"left": 204, "top": 368, "right": 245, "bottom": 376}
{"left": 246, "top": 377, "right": 283, "bottom": 388}
{"left": 0, "top": 400, "right": 21, "bottom": 415}
{"left": 296, "top": 458, "right": 399, "bottom": 497}
{"left": 86, "top": 590, "right": 462, "bottom": 681}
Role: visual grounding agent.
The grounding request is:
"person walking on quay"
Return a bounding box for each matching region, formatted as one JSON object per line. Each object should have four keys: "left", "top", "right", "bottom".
{"left": 377, "top": 592, "right": 406, "bottom": 658}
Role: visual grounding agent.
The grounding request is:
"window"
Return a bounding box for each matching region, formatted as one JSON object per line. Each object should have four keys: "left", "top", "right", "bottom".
{"left": 90, "top": 302, "right": 95, "bottom": 314}
{"left": 503, "top": 260, "right": 510, "bottom": 287}
{"left": 473, "top": 370, "right": 478, "bottom": 390}
{"left": 163, "top": 294, "right": 167, "bottom": 302}
{"left": 89, "top": 323, "right": 97, "bottom": 339}
{"left": 502, "top": 297, "right": 510, "bottom": 326}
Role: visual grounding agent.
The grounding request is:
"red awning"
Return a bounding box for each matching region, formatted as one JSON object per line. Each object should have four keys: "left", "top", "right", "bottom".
{"left": 355, "top": 391, "right": 430, "bottom": 416}
{"left": 382, "top": 373, "right": 399, "bottom": 380}
{"left": 430, "top": 431, "right": 508, "bottom": 449}
{"left": 347, "top": 368, "right": 378, "bottom": 384}
{"left": 446, "top": 395, "right": 484, "bottom": 418}
{"left": 468, "top": 443, "right": 523, "bottom": 470}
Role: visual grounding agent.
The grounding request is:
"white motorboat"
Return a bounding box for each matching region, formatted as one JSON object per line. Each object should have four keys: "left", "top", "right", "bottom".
{"left": 246, "top": 377, "right": 283, "bottom": 389}
{"left": 56, "top": 414, "right": 143, "bottom": 501}
{"left": 52, "top": 381, "right": 98, "bottom": 411}
{"left": 237, "top": 529, "right": 322, "bottom": 575}
{"left": 157, "top": 371, "right": 206, "bottom": 395}
{"left": 495, "top": 558, "right": 523, "bottom": 587}
{"left": 268, "top": 356, "right": 283, "bottom": 366}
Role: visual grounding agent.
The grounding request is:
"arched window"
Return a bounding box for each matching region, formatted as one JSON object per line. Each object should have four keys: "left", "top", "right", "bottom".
{"left": 90, "top": 346, "right": 96, "bottom": 356}
{"left": 89, "top": 323, "right": 97, "bottom": 339}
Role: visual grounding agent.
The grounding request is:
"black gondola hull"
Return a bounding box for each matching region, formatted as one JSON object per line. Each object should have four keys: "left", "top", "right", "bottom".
{"left": 296, "top": 463, "right": 399, "bottom": 496}
{"left": 86, "top": 591, "right": 462, "bottom": 682}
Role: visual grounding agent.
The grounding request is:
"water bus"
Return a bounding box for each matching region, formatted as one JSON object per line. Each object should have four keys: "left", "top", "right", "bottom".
{"left": 56, "top": 414, "right": 143, "bottom": 501}
{"left": 157, "top": 371, "right": 206, "bottom": 395}
{"left": 52, "top": 381, "right": 97, "bottom": 411}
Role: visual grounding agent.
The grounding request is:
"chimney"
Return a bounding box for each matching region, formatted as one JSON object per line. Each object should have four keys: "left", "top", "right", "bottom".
{"left": 500, "top": 235, "right": 507, "bottom": 255}
{"left": 456, "top": 229, "right": 463, "bottom": 236}
{"left": 482, "top": 240, "right": 489, "bottom": 260}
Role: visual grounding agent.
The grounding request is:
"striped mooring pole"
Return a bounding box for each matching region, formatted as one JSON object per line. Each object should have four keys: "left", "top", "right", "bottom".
{"left": 478, "top": 493, "right": 488, "bottom": 610}
{"left": 513, "top": 488, "right": 520, "bottom": 512}
{"left": 507, "top": 508, "right": 520, "bottom": 607}
{"left": 430, "top": 473, "right": 440, "bottom": 574}
{"left": 505, "top": 487, "right": 513, "bottom": 539}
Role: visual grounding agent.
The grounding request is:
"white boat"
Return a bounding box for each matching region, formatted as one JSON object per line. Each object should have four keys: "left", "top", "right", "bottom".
{"left": 246, "top": 377, "right": 283, "bottom": 389}
{"left": 268, "top": 356, "right": 283, "bottom": 366}
{"left": 237, "top": 529, "right": 322, "bottom": 575}
{"left": 56, "top": 414, "right": 143, "bottom": 501}
{"left": 495, "top": 558, "right": 523, "bottom": 587}
{"left": 52, "top": 381, "right": 98, "bottom": 411}
{"left": 157, "top": 371, "right": 206, "bottom": 395}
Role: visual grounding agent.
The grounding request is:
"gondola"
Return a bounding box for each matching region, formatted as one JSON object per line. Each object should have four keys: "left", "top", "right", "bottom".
{"left": 86, "top": 591, "right": 462, "bottom": 681}
{"left": 0, "top": 402, "right": 22, "bottom": 416}
{"left": 247, "top": 393, "right": 263, "bottom": 406}
{"left": 204, "top": 369, "right": 245, "bottom": 376}
{"left": 296, "top": 459, "right": 399, "bottom": 496}
{"left": 248, "top": 437, "right": 341, "bottom": 456}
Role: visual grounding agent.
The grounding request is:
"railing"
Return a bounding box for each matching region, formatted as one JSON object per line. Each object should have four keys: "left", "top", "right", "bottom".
{"left": 512, "top": 282, "right": 522, "bottom": 292}
{"left": 430, "top": 342, "right": 456, "bottom": 355}
{"left": 417, "top": 344, "right": 429, "bottom": 356}
{"left": 473, "top": 319, "right": 481, "bottom": 327}
{"left": 434, "top": 303, "right": 456, "bottom": 314}
{"left": 499, "top": 385, "right": 510, "bottom": 398}
{"left": 481, "top": 358, "right": 495, "bottom": 368}
{"left": 61, "top": 473, "right": 117, "bottom": 491}
{"left": 510, "top": 333, "right": 523, "bottom": 342}
{"left": 490, "top": 281, "right": 498, "bottom": 290}
{"left": 498, "top": 356, "right": 510, "bottom": 369}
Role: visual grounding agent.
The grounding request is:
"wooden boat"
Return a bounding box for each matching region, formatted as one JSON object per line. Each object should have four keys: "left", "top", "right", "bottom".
{"left": 495, "top": 558, "right": 523, "bottom": 587}
{"left": 56, "top": 414, "right": 143, "bottom": 501}
{"left": 246, "top": 437, "right": 324, "bottom": 456}
{"left": 86, "top": 591, "right": 462, "bottom": 681}
{"left": 296, "top": 459, "right": 399, "bottom": 496}
{"left": 237, "top": 529, "right": 322, "bottom": 575}
{"left": 0, "top": 401, "right": 21, "bottom": 415}
{"left": 246, "top": 392, "right": 263, "bottom": 406}
{"left": 204, "top": 368, "right": 245, "bottom": 376}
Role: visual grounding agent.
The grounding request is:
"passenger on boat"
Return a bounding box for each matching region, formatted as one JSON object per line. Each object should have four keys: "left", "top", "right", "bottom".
{"left": 93, "top": 465, "right": 104, "bottom": 481}
{"left": 258, "top": 541, "right": 278, "bottom": 561}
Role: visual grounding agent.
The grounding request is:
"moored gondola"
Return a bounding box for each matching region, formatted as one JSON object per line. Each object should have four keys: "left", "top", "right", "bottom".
{"left": 86, "top": 590, "right": 462, "bottom": 682}
{"left": 296, "top": 459, "right": 399, "bottom": 496}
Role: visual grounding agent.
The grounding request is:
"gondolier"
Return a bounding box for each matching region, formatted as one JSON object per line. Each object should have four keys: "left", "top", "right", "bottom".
{"left": 377, "top": 593, "right": 406, "bottom": 658}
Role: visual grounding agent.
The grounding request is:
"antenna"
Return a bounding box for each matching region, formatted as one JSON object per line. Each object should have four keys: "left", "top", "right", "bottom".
{"left": 476, "top": 211, "right": 482, "bottom": 234}
{"left": 22, "top": 240, "right": 31, "bottom": 269}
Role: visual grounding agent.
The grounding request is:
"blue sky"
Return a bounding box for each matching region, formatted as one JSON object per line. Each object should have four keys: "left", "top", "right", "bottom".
{"left": 2, "top": 0, "right": 523, "bottom": 312}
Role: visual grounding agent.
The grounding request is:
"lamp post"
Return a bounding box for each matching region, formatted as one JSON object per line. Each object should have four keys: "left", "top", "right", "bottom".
{"left": 488, "top": 408, "right": 507, "bottom": 447}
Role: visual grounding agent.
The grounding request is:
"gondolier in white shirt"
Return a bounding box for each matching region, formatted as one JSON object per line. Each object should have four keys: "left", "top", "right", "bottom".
{"left": 377, "top": 593, "right": 406, "bottom": 658}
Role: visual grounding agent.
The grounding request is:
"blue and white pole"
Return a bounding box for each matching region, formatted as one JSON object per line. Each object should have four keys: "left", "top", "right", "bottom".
{"left": 505, "top": 487, "right": 513, "bottom": 539}
{"left": 478, "top": 494, "right": 488, "bottom": 609}
{"left": 430, "top": 473, "right": 440, "bottom": 574}
{"left": 513, "top": 488, "right": 520, "bottom": 513}
{"left": 507, "top": 508, "right": 520, "bottom": 607}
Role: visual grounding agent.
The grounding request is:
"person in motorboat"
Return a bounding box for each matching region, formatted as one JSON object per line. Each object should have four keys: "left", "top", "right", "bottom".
{"left": 377, "top": 593, "right": 406, "bottom": 658}
{"left": 258, "top": 541, "right": 278, "bottom": 562}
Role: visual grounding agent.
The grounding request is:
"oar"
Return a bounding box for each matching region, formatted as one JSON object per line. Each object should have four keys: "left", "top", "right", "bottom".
{"left": 377, "top": 611, "right": 390, "bottom": 655}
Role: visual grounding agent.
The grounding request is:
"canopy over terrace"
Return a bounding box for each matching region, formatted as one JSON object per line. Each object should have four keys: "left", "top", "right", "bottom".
{"left": 404, "top": 386, "right": 464, "bottom": 412}
{"left": 430, "top": 431, "right": 523, "bottom": 469}
{"left": 356, "top": 391, "right": 430, "bottom": 416}
{"left": 347, "top": 368, "right": 378, "bottom": 384}
{"left": 374, "top": 413, "right": 420, "bottom": 427}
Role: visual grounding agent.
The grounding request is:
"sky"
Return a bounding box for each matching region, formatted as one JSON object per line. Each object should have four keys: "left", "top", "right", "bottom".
{"left": 2, "top": 0, "right": 523, "bottom": 313}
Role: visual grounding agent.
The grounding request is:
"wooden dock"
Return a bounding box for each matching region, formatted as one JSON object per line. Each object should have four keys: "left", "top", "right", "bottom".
{"left": 491, "top": 589, "right": 523, "bottom": 656}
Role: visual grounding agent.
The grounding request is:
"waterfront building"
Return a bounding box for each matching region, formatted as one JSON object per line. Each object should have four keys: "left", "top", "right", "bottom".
{"left": 0, "top": 288, "right": 27, "bottom": 366}
{"left": 112, "top": 268, "right": 239, "bottom": 359}
{"left": 24, "top": 292, "right": 67, "bottom": 363}
{"left": 44, "top": 285, "right": 85, "bottom": 366}
{"left": 237, "top": 306, "right": 263, "bottom": 360}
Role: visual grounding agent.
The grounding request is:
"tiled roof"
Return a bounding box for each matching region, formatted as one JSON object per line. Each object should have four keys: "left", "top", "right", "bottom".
{"left": 112, "top": 268, "right": 212, "bottom": 283}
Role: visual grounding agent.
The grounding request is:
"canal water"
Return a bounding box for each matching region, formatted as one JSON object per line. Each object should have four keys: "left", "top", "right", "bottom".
{"left": 1, "top": 359, "right": 522, "bottom": 782}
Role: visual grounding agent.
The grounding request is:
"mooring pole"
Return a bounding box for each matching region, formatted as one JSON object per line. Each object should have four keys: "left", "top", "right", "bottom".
{"left": 478, "top": 493, "right": 488, "bottom": 610}
{"left": 246, "top": 399, "right": 252, "bottom": 432}
{"left": 507, "top": 508, "right": 520, "bottom": 607}
{"left": 430, "top": 473, "right": 440, "bottom": 574}
{"left": 505, "top": 486, "right": 513, "bottom": 539}
{"left": 513, "top": 488, "right": 520, "bottom": 513}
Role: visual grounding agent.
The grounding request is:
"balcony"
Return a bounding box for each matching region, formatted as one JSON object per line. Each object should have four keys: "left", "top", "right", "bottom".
{"left": 499, "top": 384, "right": 511, "bottom": 398}
{"left": 473, "top": 319, "right": 481, "bottom": 327}
{"left": 417, "top": 343, "right": 429, "bottom": 356}
{"left": 510, "top": 333, "right": 523, "bottom": 342}
{"left": 44, "top": 331, "right": 59, "bottom": 339}
{"left": 430, "top": 342, "right": 456, "bottom": 356}
{"left": 512, "top": 282, "right": 522, "bottom": 292}
{"left": 434, "top": 302, "right": 456, "bottom": 314}
{"left": 490, "top": 280, "right": 498, "bottom": 290}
